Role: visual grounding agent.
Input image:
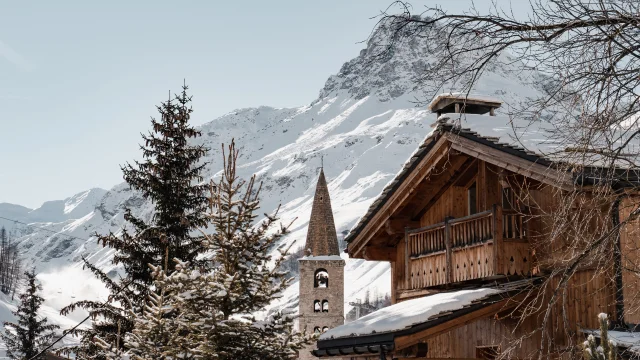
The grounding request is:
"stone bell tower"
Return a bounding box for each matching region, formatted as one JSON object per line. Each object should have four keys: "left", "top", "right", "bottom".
{"left": 298, "top": 167, "right": 345, "bottom": 360}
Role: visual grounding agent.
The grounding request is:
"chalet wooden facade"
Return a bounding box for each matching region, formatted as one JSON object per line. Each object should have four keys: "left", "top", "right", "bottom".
{"left": 312, "top": 95, "right": 640, "bottom": 359}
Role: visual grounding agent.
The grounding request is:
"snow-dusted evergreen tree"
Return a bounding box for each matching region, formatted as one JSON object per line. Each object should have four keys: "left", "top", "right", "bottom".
{"left": 583, "top": 313, "right": 617, "bottom": 360}
{"left": 106, "top": 140, "right": 309, "bottom": 360}
{"left": 1, "top": 271, "right": 59, "bottom": 360}
{"left": 59, "top": 83, "right": 209, "bottom": 359}
{"left": 168, "top": 140, "right": 309, "bottom": 359}
{"left": 95, "top": 258, "right": 187, "bottom": 360}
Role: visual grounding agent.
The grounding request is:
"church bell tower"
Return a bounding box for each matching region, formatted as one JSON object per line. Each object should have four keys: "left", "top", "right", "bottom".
{"left": 298, "top": 168, "right": 345, "bottom": 360}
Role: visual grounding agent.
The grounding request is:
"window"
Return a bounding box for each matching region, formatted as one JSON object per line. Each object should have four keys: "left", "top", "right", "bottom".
{"left": 314, "top": 269, "right": 329, "bottom": 288}
{"left": 468, "top": 181, "right": 477, "bottom": 214}
{"left": 476, "top": 346, "right": 500, "bottom": 359}
{"left": 322, "top": 300, "right": 329, "bottom": 313}
{"left": 322, "top": 326, "right": 329, "bottom": 333}
{"left": 314, "top": 300, "right": 321, "bottom": 313}
{"left": 313, "top": 327, "right": 321, "bottom": 335}
{"left": 502, "top": 186, "right": 513, "bottom": 210}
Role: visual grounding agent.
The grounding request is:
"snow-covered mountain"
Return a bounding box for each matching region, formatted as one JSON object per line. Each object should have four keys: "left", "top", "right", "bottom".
{"left": 1, "top": 20, "right": 550, "bottom": 330}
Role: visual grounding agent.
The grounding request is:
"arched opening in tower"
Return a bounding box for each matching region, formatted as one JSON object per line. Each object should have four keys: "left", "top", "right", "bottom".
{"left": 314, "top": 269, "right": 329, "bottom": 288}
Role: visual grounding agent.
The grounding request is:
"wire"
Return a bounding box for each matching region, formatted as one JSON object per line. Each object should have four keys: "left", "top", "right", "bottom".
{"left": 0, "top": 215, "right": 124, "bottom": 358}
{"left": 27, "top": 279, "right": 134, "bottom": 360}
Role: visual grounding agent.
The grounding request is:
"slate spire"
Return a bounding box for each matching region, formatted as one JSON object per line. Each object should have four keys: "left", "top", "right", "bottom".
{"left": 304, "top": 167, "right": 340, "bottom": 256}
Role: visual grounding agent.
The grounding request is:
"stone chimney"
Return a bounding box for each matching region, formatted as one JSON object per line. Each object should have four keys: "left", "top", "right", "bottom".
{"left": 428, "top": 93, "right": 502, "bottom": 118}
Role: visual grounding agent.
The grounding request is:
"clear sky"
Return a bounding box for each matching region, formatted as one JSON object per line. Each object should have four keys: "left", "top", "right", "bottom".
{"left": 0, "top": 0, "right": 527, "bottom": 208}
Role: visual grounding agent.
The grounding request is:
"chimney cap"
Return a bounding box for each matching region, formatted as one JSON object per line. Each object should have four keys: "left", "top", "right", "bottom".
{"left": 428, "top": 93, "right": 502, "bottom": 115}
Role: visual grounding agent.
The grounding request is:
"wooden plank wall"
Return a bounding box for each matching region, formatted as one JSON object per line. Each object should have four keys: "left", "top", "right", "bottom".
{"left": 423, "top": 315, "right": 540, "bottom": 359}
{"left": 619, "top": 195, "right": 640, "bottom": 325}
{"left": 422, "top": 270, "right": 613, "bottom": 359}
{"left": 419, "top": 185, "right": 467, "bottom": 227}
{"left": 546, "top": 269, "right": 616, "bottom": 347}
{"left": 417, "top": 161, "right": 502, "bottom": 228}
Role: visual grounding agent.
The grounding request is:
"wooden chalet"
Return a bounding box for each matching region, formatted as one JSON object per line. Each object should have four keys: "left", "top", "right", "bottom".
{"left": 313, "top": 95, "right": 640, "bottom": 359}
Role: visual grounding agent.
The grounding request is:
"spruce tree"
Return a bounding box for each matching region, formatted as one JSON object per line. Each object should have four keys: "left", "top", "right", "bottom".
{"left": 1, "top": 271, "right": 59, "bottom": 360}
{"left": 101, "top": 140, "right": 309, "bottom": 360}
{"left": 59, "top": 83, "right": 209, "bottom": 359}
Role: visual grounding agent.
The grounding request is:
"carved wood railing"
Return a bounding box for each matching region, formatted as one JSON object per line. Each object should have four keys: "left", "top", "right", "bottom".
{"left": 406, "top": 222, "right": 447, "bottom": 258}
{"left": 403, "top": 205, "right": 530, "bottom": 290}
{"left": 449, "top": 210, "right": 495, "bottom": 248}
{"left": 406, "top": 209, "right": 495, "bottom": 259}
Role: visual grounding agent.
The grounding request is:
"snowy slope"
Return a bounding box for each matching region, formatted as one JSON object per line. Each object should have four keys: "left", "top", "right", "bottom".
{"left": 1, "top": 20, "right": 553, "bottom": 333}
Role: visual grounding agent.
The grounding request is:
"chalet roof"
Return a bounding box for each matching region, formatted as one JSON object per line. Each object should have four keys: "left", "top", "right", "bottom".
{"left": 344, "top": 119, "right": 640, "bottom": 247}
{"left": 343, "top": 121, "right": 551, "bottom": 246}
{"left": 304, "top": 168, "right": 340, "bottom": 256}
{"left": 313, "top": 279, "right": 538, "bottom": 358}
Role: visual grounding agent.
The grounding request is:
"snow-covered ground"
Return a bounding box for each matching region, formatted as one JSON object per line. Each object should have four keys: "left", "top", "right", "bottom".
{"left": 0, "top": 19, "right": 557, "bottom": 342}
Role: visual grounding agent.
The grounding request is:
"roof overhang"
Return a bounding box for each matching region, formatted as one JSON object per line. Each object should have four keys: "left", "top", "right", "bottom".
{"left": 428, "top": 94, "right": 503, "bottom": 115}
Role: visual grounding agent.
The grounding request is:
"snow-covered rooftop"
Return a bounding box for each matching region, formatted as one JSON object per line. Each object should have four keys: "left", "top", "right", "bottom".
{"left": 319, "top": 288, "right": 502, "bottom": 340}
{"left": 585, "top": 329, "right": 640, "bottom": 354}
{"left": 299, "top": 255, "right": 344, "bottom": 261}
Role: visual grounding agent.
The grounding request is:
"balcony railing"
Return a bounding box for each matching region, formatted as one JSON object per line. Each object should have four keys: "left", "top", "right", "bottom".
{"left": 403, "top": 205, "right": 530, "bottom": 290}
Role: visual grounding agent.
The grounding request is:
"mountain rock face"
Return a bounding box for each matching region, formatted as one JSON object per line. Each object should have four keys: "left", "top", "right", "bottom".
{"left": 1, "top": 21, "right": 550, "bottom": 327}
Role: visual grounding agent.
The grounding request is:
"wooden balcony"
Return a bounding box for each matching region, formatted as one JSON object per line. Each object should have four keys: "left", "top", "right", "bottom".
{"left": 403, "top": 205, "right": 531, "bottom": 290}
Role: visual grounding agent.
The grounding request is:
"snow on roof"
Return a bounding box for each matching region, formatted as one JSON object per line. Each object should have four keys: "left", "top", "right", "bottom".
{"left": 319, "top": 288, "right": 502, "bottom": 340}
{"left": 300, "top": 255, "right": 344, "bottom": 261}
{"left": 585, "top": 329, "right": 640, "bottom": 354}
{"left": 428, "top": 92, "right": 503, "bottom": 111}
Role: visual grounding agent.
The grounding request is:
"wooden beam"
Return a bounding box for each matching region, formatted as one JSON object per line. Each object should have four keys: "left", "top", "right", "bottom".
{"left": 350, "top": 137, "right": 452, "bottom": 258}
{"left": 394, "top": 293, "right": 526, "bottom": 351}
{"left": 445, "top": 133, "right": 573, "bottom": 191}
{"left": 385, "top": 217, "right": 419, "bottom": 236}
{"left": 478, "top": 160, "right": 488, "bottom": 211}
{"left": 396, "top": 343, "right": 428, "bottom": 358}
{"left": 444, "top": 217, "right": 452, "bottom": 283}
{"left": 493, "top": 205, "right": 504, "bottom": 275}
{"left": 363, "top": 246, "right": 397, "bottom": 262}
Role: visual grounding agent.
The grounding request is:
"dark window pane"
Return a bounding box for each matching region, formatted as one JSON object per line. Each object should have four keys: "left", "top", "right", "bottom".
{"left": 502, "top": 187, "right": 512, "bottom": 210}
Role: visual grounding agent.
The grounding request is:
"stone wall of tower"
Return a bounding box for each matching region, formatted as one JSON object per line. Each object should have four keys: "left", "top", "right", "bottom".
{"left": 298, "top": 258, "right": 345, "bottom": 360}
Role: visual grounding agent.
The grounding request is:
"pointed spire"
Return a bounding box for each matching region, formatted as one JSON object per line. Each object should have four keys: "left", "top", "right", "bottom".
{"left": 304, "top": 168, "right": 340, "bottom": 256}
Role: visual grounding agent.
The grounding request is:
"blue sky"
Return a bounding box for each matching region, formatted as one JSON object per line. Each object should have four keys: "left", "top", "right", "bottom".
{"left": 0, "top": 1, "right": 527, "bottom": 208}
